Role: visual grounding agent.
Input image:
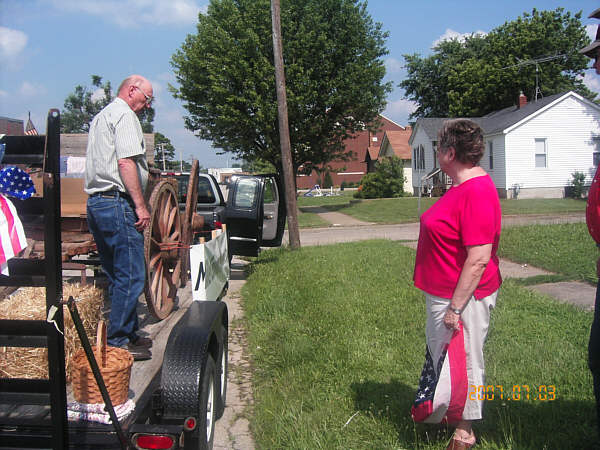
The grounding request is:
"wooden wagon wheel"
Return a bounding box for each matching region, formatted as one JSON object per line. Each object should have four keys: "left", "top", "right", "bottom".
{"left": 180, "top": 159, "right": 199, "bottom": 287}
{"left": 144, "top": 181, "right": 182, "bottom": 319}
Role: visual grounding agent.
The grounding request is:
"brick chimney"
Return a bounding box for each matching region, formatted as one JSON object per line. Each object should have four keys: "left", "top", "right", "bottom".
{"left": 519, "top": 91, "right": 527, "bottom": 108}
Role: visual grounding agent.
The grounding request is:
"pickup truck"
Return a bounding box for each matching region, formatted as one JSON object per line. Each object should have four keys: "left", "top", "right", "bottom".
{"left": 0, "top": 110, "right": 287, "bottom": 450}
{"left": 168, "top": 171, "right": 286, "bottom": 259}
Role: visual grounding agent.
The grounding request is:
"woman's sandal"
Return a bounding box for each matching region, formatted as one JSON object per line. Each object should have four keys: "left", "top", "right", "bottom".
{"left": 445, "top": 435, "right": 476, "bottom": 449}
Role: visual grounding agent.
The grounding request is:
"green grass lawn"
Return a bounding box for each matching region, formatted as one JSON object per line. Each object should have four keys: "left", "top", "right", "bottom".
{"left": 498, "top": 222, "right": 597, "bottom": 284}
{"left": 296, "top": 197, "right": 586, "bottom": 226}
{"left": 242, "top": 241, "right": 595, "bottom": 449}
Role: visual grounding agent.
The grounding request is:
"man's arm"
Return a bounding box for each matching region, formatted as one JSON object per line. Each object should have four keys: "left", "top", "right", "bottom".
{"left": 118, "top": 157, "right": 150, "bottom": 231}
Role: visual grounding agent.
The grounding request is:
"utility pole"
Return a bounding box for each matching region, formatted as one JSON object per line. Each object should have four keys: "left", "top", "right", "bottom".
{"left": 271, "top": 0, "right": 300, "bottom": 249}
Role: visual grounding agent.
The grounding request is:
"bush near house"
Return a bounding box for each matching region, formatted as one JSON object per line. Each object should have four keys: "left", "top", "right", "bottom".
{"left": 569, "top": 171, "right": 586, "bottom": 199}
{"left": 354, "top": 156, "right": 406, "bottom": 199}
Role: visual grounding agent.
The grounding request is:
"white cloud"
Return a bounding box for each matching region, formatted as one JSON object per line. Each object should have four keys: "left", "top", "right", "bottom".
{"left": 50, "top": 0, "right": 204, "bottom": 28}
{"left": 384, "top": 98, "right": 417, "bottom": 124}
{"left": 432, "top": 28, "right": 487, "bottom": 48}
{"left": 0, "top": 27, "right": 28, "bottom": 59}
{"left": 583, "top": 71, "right": 600, "bottom": 94}
{"left": 385, "top": 57, "right": 403, "bottom": 75}
{"left": 0, "top": 90, "right": 7, "bottom": 98}
{"left": 587, "top": 24, "right": 598, "bottom": 41}
{"left": 19, "top": 81, "right": 47, "bottom": 97}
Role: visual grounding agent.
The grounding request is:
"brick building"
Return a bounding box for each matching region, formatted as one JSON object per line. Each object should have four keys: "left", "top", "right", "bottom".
{"left": 296, "top": 115, "right": 406, "bottom": 189}
{"left": 0, "top": 117, "right": 24, "bottom": 136}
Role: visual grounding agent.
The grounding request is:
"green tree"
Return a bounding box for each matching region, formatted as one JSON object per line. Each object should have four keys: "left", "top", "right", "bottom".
{"left": 354, "top": 156, "right": 405, "bottom": 199}
{"left": 61, "top": 75, "right": 112, "bottom": 133}
{"left": 61, "top": 75, "right": 155, "bottom": 133}
{"left": 154, "top": 132, "right": 178, "bottom": 170}
{"left": 242, "top": 158, "right": 276, "bottom": 174}
{"left": 401, "top": 8, "right": 595, "bottom": 119}
{"left": 170, "top": 0, "right": 391, "bottom": 175}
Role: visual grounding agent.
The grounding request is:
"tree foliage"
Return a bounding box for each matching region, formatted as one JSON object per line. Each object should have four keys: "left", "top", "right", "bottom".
{"left": 170, "top": 0, "right": 391, "bottom": 174}
{"left": 61, "top": 75, "right": 156, "bottom": 133}
{"left": 401, "top": 8, "right": 595, "bottom": 119}
{"left": 154, "top": 132, "right": 179, "bottom": 170}
{"left": 354, "top": 156, "right": 406, "bottom": 199}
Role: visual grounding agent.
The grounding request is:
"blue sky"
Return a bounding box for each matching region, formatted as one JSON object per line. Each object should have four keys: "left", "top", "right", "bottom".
{"left": 0, "top": 0, "right": 598, "bottom": 168}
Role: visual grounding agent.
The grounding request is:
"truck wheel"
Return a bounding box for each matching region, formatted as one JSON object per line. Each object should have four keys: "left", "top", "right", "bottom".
{"left": 198, "top": 355, "right": 217, "bottom": 450}
{"left": 215, "top": 326, "right": 228, "bottom": 419}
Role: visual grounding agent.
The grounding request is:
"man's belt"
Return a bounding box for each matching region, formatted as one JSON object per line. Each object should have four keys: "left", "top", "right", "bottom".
{"left": 90, "top": 190, "right": 134, "bottom": 204}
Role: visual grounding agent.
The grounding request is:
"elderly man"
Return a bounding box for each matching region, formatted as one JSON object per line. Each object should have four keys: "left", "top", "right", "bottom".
{"left": 582, "top": 7, "right": 600, "bottom": 439}
{"left": 85, "top": 75, "right": 153, "bottom": 360}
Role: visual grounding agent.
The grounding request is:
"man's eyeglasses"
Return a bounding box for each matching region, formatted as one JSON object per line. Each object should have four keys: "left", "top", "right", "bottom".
{"left": 134, "top": 85, "right": 153, "bottom": 106}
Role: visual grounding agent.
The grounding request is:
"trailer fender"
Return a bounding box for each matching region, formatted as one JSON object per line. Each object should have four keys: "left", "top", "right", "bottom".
{"left": 160, "top": 301, "right": 228, "bottom": 419}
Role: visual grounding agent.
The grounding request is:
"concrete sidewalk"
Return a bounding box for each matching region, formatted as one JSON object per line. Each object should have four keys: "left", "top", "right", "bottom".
{"left": 295, "top": 210, "right": 595, "bottom": 311}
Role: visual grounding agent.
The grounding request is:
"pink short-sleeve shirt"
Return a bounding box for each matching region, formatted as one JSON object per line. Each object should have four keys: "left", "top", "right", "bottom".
{"left": 413, "top": 174, "right": 502, "bottom": 300}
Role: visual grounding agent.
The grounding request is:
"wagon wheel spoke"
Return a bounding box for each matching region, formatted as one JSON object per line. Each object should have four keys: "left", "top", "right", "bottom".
{"left": 144, "top": 180, "right": 180, "bottom": 320}
{"left": 150, "top": 259, "right": 163, "bottom": 296}
{"left": 167, "top": 204, "right": 177, "bottom": 233}
{"left": 148, "top": 252, "right": 161, "bottom": 271}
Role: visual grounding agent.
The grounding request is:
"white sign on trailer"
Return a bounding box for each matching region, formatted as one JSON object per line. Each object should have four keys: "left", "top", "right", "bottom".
{"left": 190, "top": 229, "right": 230, "bottom": 301}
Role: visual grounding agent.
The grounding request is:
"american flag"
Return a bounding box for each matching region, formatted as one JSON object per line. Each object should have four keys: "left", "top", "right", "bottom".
{"left": 411, "top": 323, "right": 468, "bottom": 424}
{"left": 24, "top": 112, "right": 38, "bottom": 136}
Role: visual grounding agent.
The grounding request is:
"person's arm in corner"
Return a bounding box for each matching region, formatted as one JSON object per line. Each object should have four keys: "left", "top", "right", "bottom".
{"left": 118, "top": 157, "right": 150, "bottom": 231}
{"left": 443, "top": 243, "right": 492, "bottom": 330}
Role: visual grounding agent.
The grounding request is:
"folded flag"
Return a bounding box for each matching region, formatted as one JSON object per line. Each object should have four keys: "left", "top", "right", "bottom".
{"left": 0, "top": 166, "right": 35, "bottom": 200}
{"left": 0, "top": 194, "right": 27, "bottom": 275}
{"left": 411, "top": 322, "right": 468, "bottom": 424}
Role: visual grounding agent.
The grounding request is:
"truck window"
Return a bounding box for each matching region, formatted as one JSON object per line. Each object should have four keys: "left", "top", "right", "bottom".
{"left": 234, "top": 178, "right": 257, "bottom": 208}
{"left": 177, "top": 176, "right": 189, "bottom": 204}
{"left": 198, "top": 177, "right": 216, "bottom": 203}
{"left": 264, "top": 178, "right": 276, "bottom": 203}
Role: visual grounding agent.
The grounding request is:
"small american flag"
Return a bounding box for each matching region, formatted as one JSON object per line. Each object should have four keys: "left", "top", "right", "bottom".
{"left": 24, "top": 112, "right": 38, "bottom": 136}
{"left": 411, "top": 323, "right": 468, "bottom": 424}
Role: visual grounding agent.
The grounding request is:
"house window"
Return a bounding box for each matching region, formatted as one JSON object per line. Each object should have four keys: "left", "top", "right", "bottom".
{"left": 488, "top": 141, "right": 494, "bottom": 170}
{"left": 432, "top": 141, "right": 437, "bottom": 169}
{"left": 372, "top": 137, "right": 378, "bottom": 142}
{"left": 594, "top": 137, "right": 600, "bottom": 167}
{"left": 535, "top": 138, "right": 547, "bottom": 168}
{"left": 413, "top": 145, "right": 425, "bottom": 170}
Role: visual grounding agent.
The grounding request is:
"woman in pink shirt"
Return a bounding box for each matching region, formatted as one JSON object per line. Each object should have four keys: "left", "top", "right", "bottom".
{"left": 411, "top": 119, "right": 502, "bottom": 450}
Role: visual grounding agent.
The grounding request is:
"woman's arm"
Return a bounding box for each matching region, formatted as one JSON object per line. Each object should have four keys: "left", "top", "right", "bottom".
{"left": 443, "top": 243, "right": 492, "bottom": 330}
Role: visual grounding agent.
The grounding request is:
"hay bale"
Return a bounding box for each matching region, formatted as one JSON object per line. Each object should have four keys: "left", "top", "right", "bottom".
{"left": 0, "top": 283, "right": 104, "bottom": 379}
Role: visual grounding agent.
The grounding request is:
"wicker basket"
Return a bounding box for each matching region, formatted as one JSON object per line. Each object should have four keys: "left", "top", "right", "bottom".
{"left": 71, "top": 321, "right": 133, "bottom": 405}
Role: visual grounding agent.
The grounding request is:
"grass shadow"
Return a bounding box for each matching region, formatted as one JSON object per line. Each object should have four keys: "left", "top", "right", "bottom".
{"left": 351, "top": 379, "right": 599, "bottom": 449}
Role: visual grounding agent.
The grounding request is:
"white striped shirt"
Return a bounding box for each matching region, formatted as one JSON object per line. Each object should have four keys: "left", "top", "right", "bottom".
{"left": 84, "top": 97, "right": 149, "bottom": 195}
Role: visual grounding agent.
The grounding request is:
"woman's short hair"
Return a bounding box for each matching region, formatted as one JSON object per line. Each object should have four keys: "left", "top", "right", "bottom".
{"left": 438, "top": 119, "right": 484, "bottom": 165}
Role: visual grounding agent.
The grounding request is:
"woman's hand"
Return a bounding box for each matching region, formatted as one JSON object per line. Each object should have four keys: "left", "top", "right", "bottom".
{"left": 444, "top": 308, "right": 460, "bottom": 330}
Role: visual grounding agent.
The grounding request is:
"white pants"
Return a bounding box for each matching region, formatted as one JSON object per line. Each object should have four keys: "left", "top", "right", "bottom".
{"left": 425, "top": 290, "right": 497, "bottom": 420}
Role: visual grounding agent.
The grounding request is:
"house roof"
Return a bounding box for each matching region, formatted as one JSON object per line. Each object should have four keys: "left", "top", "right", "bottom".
{"left": 409, "top": 91, "right": 597, "bottom": 142}
{"left": 380, "top": 130, "right": 412, "bottom": 159}
{"left": 478, "top": 91, "right": 566, "bottom": 134}
{"left": 365, "top": 145, "right": 379, "bottom": 161}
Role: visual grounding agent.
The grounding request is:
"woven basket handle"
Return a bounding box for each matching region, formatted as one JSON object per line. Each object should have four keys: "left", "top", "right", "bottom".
{"left": 96, "top": 320, "right": 107, "bottom": 368}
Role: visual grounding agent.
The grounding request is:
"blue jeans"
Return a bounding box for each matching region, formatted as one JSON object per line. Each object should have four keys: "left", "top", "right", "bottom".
{"left": 589, "top": 278, "right": 600, "bottom": 438}
{"left": 87, "top": 194, "right": 145, "bottom": 347}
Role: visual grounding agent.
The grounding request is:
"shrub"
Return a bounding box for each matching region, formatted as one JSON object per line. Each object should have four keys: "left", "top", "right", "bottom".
{"left": 354, "top": 156, "right": 405, "bottom": 199}
{"left": 570, "top": 171, "right": 586, "bottom": 199}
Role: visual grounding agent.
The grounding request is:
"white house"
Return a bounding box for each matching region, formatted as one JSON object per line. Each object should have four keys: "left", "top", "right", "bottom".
{"left": 409, "top": 91, "right": 600, "bottom": 198}
{"left": 377, "top": 130, "right": 413, "bottom": 192}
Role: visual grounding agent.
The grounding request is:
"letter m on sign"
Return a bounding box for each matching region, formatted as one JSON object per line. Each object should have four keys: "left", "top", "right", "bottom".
{"left": 194, "top": 262, "right": 205, "bottom": 291}
{"left": 190, "top": 244, "right": 208, "bottom": 300}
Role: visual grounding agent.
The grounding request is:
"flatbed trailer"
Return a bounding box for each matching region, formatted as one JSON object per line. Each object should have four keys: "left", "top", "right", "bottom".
{"left": 0, "top": 110, "right": 242, "bottom": 449}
